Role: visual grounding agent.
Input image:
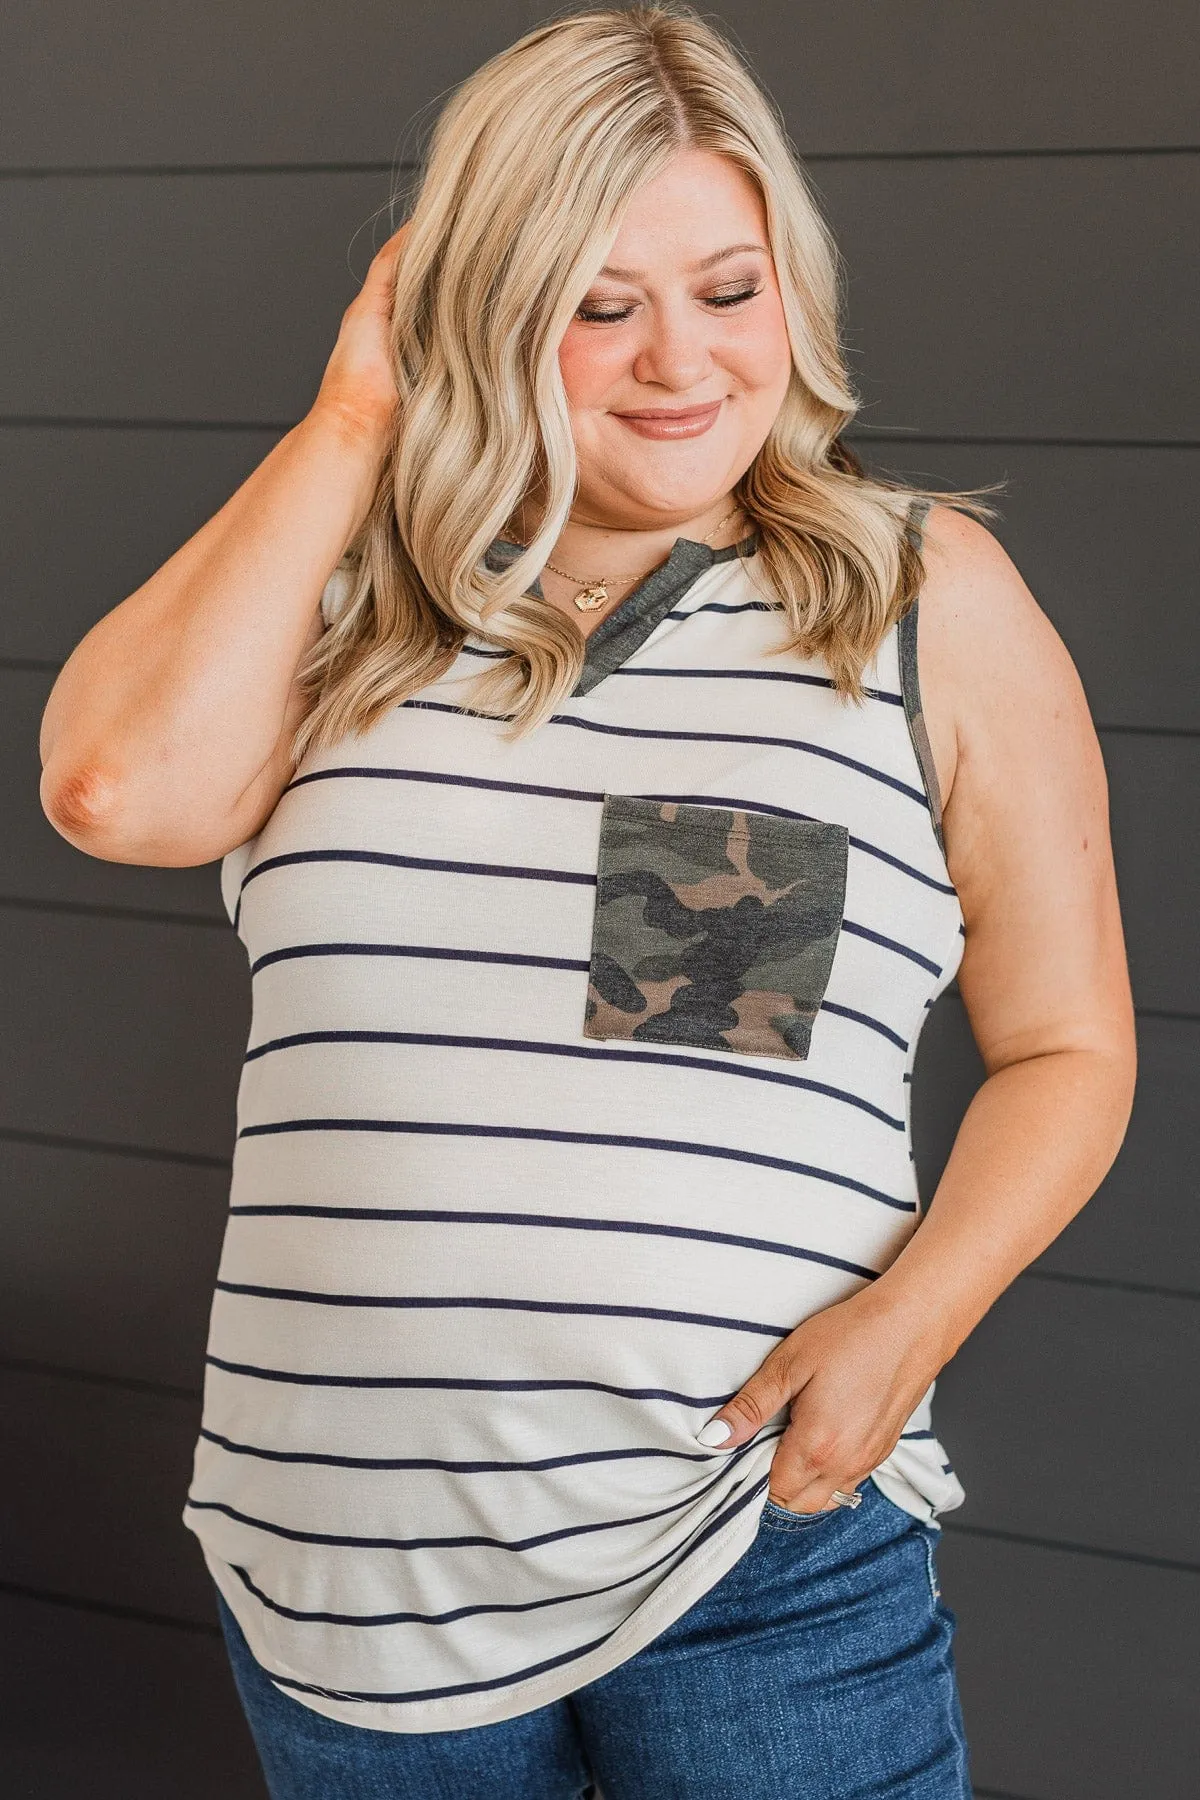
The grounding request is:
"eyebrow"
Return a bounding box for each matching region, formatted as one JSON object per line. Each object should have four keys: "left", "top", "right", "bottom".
{"left": 596, "top": 242, "right": 769, "bottom": 281}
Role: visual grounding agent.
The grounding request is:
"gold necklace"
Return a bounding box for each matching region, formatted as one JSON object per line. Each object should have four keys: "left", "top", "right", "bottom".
{"left": 529, "top": 502, "right": 746, "bottom": 613}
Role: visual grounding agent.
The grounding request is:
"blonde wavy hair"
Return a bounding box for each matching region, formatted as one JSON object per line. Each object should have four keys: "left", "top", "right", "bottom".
{"left": 290, "top": 1, "right": 1001, "bottom": 767}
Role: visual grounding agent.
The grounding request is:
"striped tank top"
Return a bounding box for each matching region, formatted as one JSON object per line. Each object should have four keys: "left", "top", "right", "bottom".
{"left": 184, "top": 497, "right": 967, "bottom": 1732}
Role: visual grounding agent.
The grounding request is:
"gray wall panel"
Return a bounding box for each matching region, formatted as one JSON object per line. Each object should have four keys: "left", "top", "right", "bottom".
{"left": 0, "top": 424, "right": 283, "bottom": 664}
{"left": 1031, "top": 1016, "right": 1200, "bottom": 1292}
{"left": 2, "top": 2, "right": 1196, "bottom": 166}
{"left": 934, "top": 1279, "right": 1200, "bottom": 1564}
{"left": 0, "top": 170, "right": 387, "bottom": 424}
{"left": 910, "top": 990, "right": 987, "bottom": 1185}
{"left": 0, "top": 1367, "right": 212, "bottom": 1623}
{"left": 0, "top": 1, "right": 541, "bottom": 169}
{"left": 942, "top": 1533, "right": 1200, "bottom": 1799}
{"left": 857, "top": 443, "right": 1200, "bottom": 734}
{"left": 1106, "top": 734, "right": 1200, "bottom": 1012}
{"left": 1, "top": 1590, "right": 264, "bottom": 1797}
{"left": 814, "top": 152, "right": 1200, "bottom": 441}
{"left": 0, "top": 909, "right": 245, "bottom": 1159}
{"left": 2, "top": 157, "right": 1196, "bottom": 438}
{"left": 0, "top": 1139, "right": 226, "bottom": 1390}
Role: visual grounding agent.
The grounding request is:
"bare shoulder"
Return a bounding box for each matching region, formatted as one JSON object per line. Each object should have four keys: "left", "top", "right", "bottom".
{"left": 913, "top": 501, "right": 1092, "bottom": 817}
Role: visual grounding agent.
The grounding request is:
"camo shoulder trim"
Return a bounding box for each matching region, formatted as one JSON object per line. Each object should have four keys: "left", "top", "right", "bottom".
{"left": 583, "top": 795, "right": 848, "bottom": 1062}
{"left": 897, "top": 497, "right": 946, "bottom": 859}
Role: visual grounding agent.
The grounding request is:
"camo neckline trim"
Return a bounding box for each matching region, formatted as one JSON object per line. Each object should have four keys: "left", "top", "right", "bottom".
{"left": 481, "top": 527, "right": 761, "bottom": 697}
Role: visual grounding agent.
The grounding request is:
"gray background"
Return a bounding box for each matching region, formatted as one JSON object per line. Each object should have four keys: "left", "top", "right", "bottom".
{"left": 3, "top": 4, "right": 1197, "bottom": 1794}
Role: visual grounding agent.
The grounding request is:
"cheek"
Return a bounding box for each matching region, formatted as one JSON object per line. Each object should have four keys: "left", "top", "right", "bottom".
{"left": 724, "top": 296, "right": 793, "bottom": 393}
{"left": 558, "top": 327, "right": 624, "bottom": 410}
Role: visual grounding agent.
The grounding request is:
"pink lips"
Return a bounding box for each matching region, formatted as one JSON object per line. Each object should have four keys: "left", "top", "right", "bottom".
{"left": 614, "top": 400, "right": 724, "bottom": 440}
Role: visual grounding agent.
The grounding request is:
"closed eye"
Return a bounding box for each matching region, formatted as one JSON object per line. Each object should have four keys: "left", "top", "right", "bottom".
{"left": 575, "top": 285, "right": 763, "bottom": 324}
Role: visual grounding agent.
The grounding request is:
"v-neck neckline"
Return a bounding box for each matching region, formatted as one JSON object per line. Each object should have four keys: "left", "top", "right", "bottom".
{"left": 480, "top": 527, "right": 761, "bottom": 697}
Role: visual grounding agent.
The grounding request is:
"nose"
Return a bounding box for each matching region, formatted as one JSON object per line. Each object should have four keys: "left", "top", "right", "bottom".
{"left": 630, "top": 300, "right": 717, "bottom": 394}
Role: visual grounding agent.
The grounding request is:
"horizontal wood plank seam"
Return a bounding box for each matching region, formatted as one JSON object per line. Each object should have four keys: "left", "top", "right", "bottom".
{"left": 0, "top": 145, "right": 1197, "bottom": 180}
{"left": 0, "top": 1578, "right": 220, "bottom": 1635}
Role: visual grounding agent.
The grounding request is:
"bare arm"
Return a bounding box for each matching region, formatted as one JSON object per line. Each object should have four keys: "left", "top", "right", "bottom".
{"left": 845, "top": 505, "right": 1137, "bottom": 1357}
{"left": 692, "top": 506, "right": 1138, "bottom": 1510}
{"left": 38, "top": 223, "right": 409, "bottom": 868}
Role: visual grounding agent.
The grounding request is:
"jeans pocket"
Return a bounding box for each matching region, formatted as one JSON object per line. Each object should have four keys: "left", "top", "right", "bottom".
{"left": 759, "top": 1495, "right": 845, "bottom": 1532}
{"left": 582, "top": 795, "right": 848, "bottom": 1061}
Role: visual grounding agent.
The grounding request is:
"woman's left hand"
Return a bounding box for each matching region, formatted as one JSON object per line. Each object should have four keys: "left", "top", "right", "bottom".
{"left": 695, "top": 1287, "right": 947, "bottom": 1513}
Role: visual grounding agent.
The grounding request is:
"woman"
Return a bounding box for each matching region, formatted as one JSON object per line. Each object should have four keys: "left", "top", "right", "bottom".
{"left": 39, "top": 5, "right": 1136, "bottom": 1796}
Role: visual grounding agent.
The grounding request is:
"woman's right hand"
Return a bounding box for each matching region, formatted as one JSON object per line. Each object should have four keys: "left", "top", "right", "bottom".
{"left": 310, "top": 219, "right": 411, "bottom": 445}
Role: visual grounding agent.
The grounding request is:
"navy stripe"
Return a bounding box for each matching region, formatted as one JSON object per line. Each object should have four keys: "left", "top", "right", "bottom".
{"left": 609, "top": 667, "right": 905, "bottom": 702}
{"left": 241, "top": 848, "right": 595, "bottom": 892}
{"left": 223, "top": 1469, "right": 772, "bottom": 1627}
{"left": 259, "top": 1477, "right": 772, "bottom": 1704}
{"left": 277, "top": 766, "right": 950, "bottom": 894}
{"left": 240, "top": 1029, "right": 905, "bottom": 1131}
{"left": 243, "top": 884, "right": 941, "bottom": 975}
{"left": 198, "top": 1424, "right": 749, "bottom": 1472}
{"left": 223, "top": 1203, "right": 882, "bottom": 1281}
{"left": 250, "top": 942, "right": 585, "bottom": 977}
{"left": 645, "top": 802, "right": 952, "bottom": 893}
{"left": 455, "top": 641, "right": 904, "bottom": 705}
{"left": 205, "top": 1353, "right": 745, "bottom": 1407}
{"left": 233, "top": 1119, "right": 915, "bottom": 1211}
{"left": 841, "top": 918, "right": 944, "bottom": 976}
{"left": 209, "top": 1287, "right": 800, "bottom": 1340}
{"left": 266, "top": 1630, "right": 619, "bottom": 1707}
{"left": 284, "top": 764, "right": 602, "bottom": 805}
{"left": 404, "top": 699, "right": 931, "bottom": 808}
{"left": 799, "top": 998, "right": 908, "bottom": 1050}
{"left": 850, "top": 833, "right": 954, "bottom": 894}
{"left": 662, "top": 604, "right": 784, "bottom": 619}
{"left": 185, "top": 1435, "right": 774, "bottom": 1554}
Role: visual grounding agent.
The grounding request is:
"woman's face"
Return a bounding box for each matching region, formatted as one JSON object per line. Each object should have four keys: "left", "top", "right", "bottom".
{"left": 557, "top": 146, "right": 793, "bottom": 531}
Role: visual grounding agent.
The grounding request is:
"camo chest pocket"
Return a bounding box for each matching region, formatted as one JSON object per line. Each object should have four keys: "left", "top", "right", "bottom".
{"left": 582, "top": 794, "right": 849, "bottom": 1061}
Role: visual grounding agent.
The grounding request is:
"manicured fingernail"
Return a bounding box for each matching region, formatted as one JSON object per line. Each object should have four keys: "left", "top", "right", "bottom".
{"left": 696, "top": 1417, "right": 733, "bottom": 1446}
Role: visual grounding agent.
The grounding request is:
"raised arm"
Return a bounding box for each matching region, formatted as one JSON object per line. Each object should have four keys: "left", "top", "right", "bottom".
{"left": 38, "top": 222, "right": 409, "bottom": 869}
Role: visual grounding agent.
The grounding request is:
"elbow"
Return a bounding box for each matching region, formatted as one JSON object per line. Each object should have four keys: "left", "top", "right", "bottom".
{"left": 39, "top": 752, "right": 153, "bottom": 856}
{"left": 41, "top": 760, "right": 128, "bottom": 851}
{"left": 40, "top": 759, "right": 248, "bottom": 867}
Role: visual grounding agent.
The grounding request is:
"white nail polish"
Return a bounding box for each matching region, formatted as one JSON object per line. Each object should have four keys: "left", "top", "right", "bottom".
{"left": 695, "top": 1417, "right": 733, "bottom": 1447}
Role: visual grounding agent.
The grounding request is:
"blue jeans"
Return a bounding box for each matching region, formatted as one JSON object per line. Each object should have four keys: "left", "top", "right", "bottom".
{"left": 215, "top": 1476, "right": 971, "bottom": 1798}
